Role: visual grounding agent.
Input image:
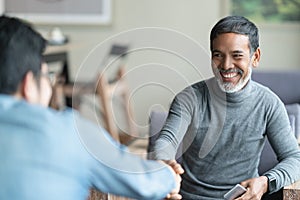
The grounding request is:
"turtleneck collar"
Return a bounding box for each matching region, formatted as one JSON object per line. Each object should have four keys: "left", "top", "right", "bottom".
{"left": 206, "top": 77, "right": 254, "bottom": 104}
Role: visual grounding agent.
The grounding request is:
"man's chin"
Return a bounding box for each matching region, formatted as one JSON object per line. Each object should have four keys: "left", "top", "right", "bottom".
{"left": 221, "top": 84, "right": 236, "bottom": 93}
{"left": 216, "top": 79, "right": 240, "bottom": 93}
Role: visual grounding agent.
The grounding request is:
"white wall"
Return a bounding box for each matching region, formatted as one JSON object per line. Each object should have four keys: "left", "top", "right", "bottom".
{"left": 36, "top": 0, "right": 300, "bottom": 135}
{"left": 259, "top": 24, "right": 300, "bottom": 70}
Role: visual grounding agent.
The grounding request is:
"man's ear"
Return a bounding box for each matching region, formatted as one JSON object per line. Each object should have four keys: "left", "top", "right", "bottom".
{"left": 21, "top": 71, "right": 38, "bottom": 103}
{"left": 252, "top": 47, "right": 261, "bottom": 68}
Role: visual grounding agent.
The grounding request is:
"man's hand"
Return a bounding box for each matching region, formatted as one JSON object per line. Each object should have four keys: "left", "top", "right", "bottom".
{"left": 165, "top": 173, "right": 182, "bottom": 200}
{"left": 235, "top": 176, "right": 268, "bottom": 200}
{"left": 163, "top": 160, "right": 185, "bottom": 175}
{"left": 162, "top": 160, "right": 184, "bottom": 200}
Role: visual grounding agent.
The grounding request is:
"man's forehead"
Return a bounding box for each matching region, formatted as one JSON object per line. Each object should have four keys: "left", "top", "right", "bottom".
{"left": 212, "top": 33, "right": 250, "bottom": 51}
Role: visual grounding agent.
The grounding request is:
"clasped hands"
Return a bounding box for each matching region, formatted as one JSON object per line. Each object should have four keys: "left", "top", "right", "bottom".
{"left": 162, "top": 160, "right": 184, "bottom": 200}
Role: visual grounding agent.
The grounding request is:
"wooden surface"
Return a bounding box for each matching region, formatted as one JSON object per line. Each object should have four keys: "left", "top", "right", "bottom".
{"left": 283, "top": 143, "right": 300, "bottom": 200}
{"left": 283, "top": 179, "right": 300, "bottom": 200}
{"left": 87, "top": 188, "right": 134, "bottom": 200}
{"left": 283, "top": 141, "right": 300, "bottom": 200}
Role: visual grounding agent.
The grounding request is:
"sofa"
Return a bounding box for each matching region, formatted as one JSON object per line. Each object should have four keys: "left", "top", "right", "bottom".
{"left": 147, "top": 70, "right": 300, "bottom": 199}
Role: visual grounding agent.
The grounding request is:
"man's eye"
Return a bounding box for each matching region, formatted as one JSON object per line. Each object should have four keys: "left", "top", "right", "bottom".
{"left": 213, "top": 53, "right": 222, "bottom": 58}
{"left": 233, "top": 54, "right": 243, "bottom": 58}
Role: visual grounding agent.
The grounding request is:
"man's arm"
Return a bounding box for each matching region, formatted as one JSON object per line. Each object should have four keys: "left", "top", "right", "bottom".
{"left": 74, "top": 113, "right": 181, "bottom": 200}
{"left": 152, "top": 86, "right": 196, "bottom": 161}
{"left": 263, "top": 100, "right": 300, "bottom": 193}
{"left": 238, "top": 100, "right": 300, "bottom": 199}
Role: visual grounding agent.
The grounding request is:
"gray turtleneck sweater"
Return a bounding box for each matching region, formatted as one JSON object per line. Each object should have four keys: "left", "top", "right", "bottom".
{"left": 153, "top": 77, "right": 300, "bottom": 199}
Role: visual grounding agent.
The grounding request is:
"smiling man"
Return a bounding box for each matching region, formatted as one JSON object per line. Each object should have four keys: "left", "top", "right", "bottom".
{"left": 153, "top": 16, "right": 300, "bottom": 199}
{"left": 211, "top": 32, "right": 260, "bottom": 93}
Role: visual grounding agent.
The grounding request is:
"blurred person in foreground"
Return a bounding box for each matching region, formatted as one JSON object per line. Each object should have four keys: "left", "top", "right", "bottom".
{"left": 152, "top": 15, "right": 300, "bottom": 200}
{"left": 0, "top": 15, "right": 184, "bottom": 200}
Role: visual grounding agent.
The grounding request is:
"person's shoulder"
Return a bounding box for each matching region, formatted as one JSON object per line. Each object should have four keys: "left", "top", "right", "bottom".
{"left": 251, "top": 80, "right": 283, "bottom": 105}
{"left": 191, "top": 78, "right": 210, "bottom": 90}
{"left": 1, "top": 100, "right": 78, "bottom": 136}
{"left": 173, "top": 78, "right": 212, "bottom": 105}
{"left": 33, "top": 105, "right": 73, "bottom": 119}
{"left": 180, "top": 78, "right": 210, "bottom": 94}
{"left": 21, "top": 104, "right": 77, "bottom": 128}
{"left": 252, "top": 81, "right": 278, "bottom": 97}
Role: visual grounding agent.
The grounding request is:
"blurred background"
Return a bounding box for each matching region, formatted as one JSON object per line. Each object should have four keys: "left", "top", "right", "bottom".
{"left": 2, "top": 0, "right": 300, "bottom": 137}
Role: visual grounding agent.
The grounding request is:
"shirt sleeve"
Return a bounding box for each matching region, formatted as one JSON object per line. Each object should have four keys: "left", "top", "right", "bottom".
{"left": 263, "top": 99, "right": 300, "bottom": 193}
{"left": 73, "top": 113, "right": 176, "bottom": 200}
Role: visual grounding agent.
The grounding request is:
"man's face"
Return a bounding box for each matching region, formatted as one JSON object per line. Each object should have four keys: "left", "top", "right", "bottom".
{"left": 211, "top": 33, "right": 260, "bottom": 93}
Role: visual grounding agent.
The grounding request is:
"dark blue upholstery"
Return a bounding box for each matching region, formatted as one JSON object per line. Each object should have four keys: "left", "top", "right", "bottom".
{"left": 252, "top": 70, "right": 300, "bottom": 104}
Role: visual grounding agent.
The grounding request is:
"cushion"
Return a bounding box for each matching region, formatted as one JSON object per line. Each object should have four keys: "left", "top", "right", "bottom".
{"left": 252, "top": 71, "right": 300, "bottom": 104}
{"left": 285, "top": 103, "right": 300, "bottom": 139}
{"left": 287, "top": 115, "right": 296, "bottom": 135}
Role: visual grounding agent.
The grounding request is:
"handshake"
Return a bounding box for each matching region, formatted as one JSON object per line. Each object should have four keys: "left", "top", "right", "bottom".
{"left": 162, "top": 160, "right": 185, "bottom": 200}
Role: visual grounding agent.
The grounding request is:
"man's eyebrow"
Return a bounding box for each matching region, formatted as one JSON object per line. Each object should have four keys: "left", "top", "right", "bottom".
{"left": 232, "top": 50, "right": 245, "bottom": 54}
{"left": 212, "top": 49, "right": 222, "bottom": 53}
{"left": 211, "top": 50, "right": 245, "bottom": 54}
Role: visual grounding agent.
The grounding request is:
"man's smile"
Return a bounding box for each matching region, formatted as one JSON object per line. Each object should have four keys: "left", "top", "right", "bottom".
{"left": 219, "top": 68, "right": 243, "bottom": 82}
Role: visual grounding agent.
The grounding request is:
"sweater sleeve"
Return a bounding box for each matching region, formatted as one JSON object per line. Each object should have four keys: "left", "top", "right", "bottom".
{"left": 263, "top": 98, "right": 300, "bottom": 193}
{"left": 153, "top": 85, "right": 196, "bottom": 160}
{"left": 74, "top": 114, "right": 176, "bottom": 200}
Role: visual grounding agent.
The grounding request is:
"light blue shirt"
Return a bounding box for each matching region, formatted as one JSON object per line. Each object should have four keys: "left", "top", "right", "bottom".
{"left": 0, "top": 95, "right": 175, "bottom": 200}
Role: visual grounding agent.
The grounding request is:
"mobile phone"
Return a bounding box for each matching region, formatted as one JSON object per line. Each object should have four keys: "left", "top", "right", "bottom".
{"left": 224, "top": 184, "right": 247, "bottom": 200}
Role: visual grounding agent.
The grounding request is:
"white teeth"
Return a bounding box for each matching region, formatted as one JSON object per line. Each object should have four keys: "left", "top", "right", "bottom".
{"left": 222, "top": 72, "right": 238, "bottom": 78}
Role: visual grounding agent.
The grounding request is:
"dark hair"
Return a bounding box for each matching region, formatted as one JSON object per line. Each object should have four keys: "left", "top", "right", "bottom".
{"left": 210, "top": 16, "right": 259, "bottom": 53}
{"left": 0, "top": 15, "right": 46, "bottom": 94}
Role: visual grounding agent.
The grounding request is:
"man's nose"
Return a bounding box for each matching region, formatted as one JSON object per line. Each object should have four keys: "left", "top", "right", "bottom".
{"left": 221, "top": 56, "right": 234, "bottom": 70}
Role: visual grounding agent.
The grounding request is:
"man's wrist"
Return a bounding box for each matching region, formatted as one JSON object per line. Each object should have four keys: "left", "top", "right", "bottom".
{"left": 260, "top": 175, "right": 269, "bottom": 194}
{"left": 264, "top": 174, "right": 277, "bottom": 193}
